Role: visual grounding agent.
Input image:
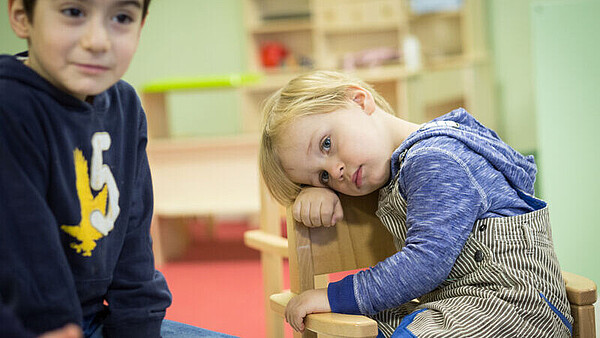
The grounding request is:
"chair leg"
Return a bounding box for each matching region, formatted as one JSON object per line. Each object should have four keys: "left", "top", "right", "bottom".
{"left": 150, "top": 214, "right": 165, "bottom": 267}
{"left": 571, "top": 304, "right": 596, "bottom": 338}
{"left": 299, "top": 331, "right": 316, "bottom": 338}
{"left": 158, "top": 216, "right": 192, "bottom": 261}
{"left": 261, "top": 252, "right": 284, "bottom": 337}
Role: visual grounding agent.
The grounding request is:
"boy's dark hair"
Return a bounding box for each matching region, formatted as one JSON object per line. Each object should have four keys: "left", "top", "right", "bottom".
{"left": 22, "top": 0, "right": 151, "bottom": 22}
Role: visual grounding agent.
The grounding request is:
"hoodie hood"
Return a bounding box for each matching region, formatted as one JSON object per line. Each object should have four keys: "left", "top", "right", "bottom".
{"left": 392, "top": 108, "right": 537, "bottom": 196}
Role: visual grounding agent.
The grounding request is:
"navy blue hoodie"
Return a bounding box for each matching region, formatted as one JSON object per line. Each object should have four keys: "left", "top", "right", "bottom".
{"left": 0, "top": 54, "right": 171, "bottom": 337}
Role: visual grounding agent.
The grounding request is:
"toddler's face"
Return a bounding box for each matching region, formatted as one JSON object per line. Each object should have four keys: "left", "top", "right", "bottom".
{"left": 20, "top": 0, "right": 144, "bottom": 100}
{"left": 277, "top": 104, "right": 394, "bottom": 196}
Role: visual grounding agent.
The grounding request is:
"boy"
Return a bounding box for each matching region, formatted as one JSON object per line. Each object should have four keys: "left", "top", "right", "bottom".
{"left": 0, "top": 1, "right": 232, "bottom": 337}
{"left": 259, "top": 70, "right": 572, "bottom": 337}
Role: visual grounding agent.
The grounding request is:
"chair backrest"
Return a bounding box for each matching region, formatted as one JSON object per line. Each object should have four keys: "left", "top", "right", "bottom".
{"left": 287, "top": 192, "right": 396, "bottom": 293}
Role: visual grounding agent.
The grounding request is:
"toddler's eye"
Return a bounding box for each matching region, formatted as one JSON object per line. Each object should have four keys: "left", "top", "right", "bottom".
{"left": 321, "top": 136, "right": 331, "bottom": 152}
{"left": 62, "top": 8, "right": 83, "bottom": 17}
{"left": 113, "top": 14, "right": 134, "bottom": 24}
{"left": 319, "top": 171, "right": 330, "bottom": 185}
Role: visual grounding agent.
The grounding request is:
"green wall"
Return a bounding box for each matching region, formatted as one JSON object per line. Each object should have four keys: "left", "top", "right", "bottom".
{"left": 531, "top": 0, "right": 600, "bottom": 287}
{"left": 0, "top": 0, "right": 27, "bottom": 53}
{"left": 0, "top": 0, "right": 247, "bottom": 137}
{"left": 125, "top": 0, "right": 247, "bottom": 137}
{"left": 486, "top": 0, "right": 540, "bottom": 154}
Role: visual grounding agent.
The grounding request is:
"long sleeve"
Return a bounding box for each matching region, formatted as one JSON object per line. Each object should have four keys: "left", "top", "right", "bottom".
{"left": 102, "top": 110, "right": 171, "bottom": 338}
{"left": 328, "top": 146, "right": 486, "bottom": 315}
{"left": 0, "top": 108, "right": 83, "bottom": 334}
{"left": 0, "top": 304, "right": 36, "bottom": 338}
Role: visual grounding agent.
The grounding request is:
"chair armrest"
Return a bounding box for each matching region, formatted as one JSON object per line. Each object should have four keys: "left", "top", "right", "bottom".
{"left": 563, "top": 271, "right": 597, "bottom": 306}
{"left": 270, "top": 291, "right": 378, "bottom": 337}
{"left": 244, "top": 230, "right": 289, "bottom": 257}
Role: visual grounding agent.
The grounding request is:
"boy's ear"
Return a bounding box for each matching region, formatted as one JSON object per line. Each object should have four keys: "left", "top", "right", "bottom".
{"left": 141, "top": 13, "right": 147, "bottom": 29}
{"left": 8, "top": 0, "right": 31, "bottom": 40}
{"left": 349, "top": 86, "right": 376, "bottom": 115}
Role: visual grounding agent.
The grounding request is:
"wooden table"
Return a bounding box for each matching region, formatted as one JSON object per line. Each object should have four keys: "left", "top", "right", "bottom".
{"left": 147, "top": 134, "right": 260, "bottom": 265}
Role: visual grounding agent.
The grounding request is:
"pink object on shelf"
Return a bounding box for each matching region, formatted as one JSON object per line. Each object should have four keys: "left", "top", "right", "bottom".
{"left": 342, "top": 47, "right": 401, "bottom": 71}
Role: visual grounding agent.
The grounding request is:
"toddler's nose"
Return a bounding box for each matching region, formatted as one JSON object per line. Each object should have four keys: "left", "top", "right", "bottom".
{"left": 330, "top": 163, "right": 344, "bottom": 181}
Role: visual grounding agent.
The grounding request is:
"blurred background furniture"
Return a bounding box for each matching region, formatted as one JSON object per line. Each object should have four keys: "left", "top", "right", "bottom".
{"left": 148, "top": 134, "right": 260, "bottom": 264}
{"left": 240, "top": 0, "right": 496, "bottom": 132}
{"left": 141, "top": 75, "right": 261, "bottom": 265}
{"left": 272, "top": 192, "right": 597, "bottom": 338}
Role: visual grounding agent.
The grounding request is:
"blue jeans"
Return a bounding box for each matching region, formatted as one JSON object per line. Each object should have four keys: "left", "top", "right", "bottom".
{"left": 160, "top": 320, "right": 237, "bottom": 337}
{"left": 88, "top": 320, "right": 237, "bottom": 338}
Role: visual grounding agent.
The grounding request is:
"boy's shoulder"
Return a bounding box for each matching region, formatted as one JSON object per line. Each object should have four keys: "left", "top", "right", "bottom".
{"left": 111, "top": 79, "right": 139, "bottom": 100}
{"left": 108, "top": 79, "right": 143, "bottom": 113}
{"left": 0, "top": 54, "right": 36, "bottom": 98}
{"left": 0, "top": 54, "right": 62, "bottom": 115}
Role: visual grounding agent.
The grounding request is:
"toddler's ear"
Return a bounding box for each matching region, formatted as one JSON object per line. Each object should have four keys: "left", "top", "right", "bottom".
{"left": 349, "top": 86, "right": 376, "bottom": 115}
{"left": 8, "top": 0, "right": 30, "bottom": 40}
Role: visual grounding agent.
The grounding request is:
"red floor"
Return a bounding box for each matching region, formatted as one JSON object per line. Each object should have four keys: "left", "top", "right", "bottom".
{"left": 158, "top": 220, "right": 293, "bottom": 337}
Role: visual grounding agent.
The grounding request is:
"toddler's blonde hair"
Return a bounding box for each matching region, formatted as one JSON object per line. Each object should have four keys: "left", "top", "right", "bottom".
{"left": 259, "top": 70, "right": 394, "bottom": 206}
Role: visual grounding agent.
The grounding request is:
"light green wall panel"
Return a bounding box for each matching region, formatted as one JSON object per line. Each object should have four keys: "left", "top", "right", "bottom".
{"left": 532, "top": 0, "right": 600, "bottom": 287}
{"left": 487, "top": 0, "right": 546, "bottom": 153}
{"left": 0, "top": 0, "right": 27, "bottom": 53}
{"left": 0, "top": 0, "right": 247, "bottom": 137}
{"left": 124, "top": 0, "right": 247, "bottom": 137}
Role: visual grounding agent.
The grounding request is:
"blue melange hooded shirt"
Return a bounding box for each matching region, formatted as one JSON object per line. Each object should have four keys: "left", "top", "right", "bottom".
{"left": 0, "top": 54, "right": 171, "bottom": 337}
{"left": 328, "top": 108, "right": 544, "bottom": 315}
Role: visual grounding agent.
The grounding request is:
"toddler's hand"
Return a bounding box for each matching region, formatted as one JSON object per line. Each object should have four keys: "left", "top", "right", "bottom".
{"left": 285, "top": 289, "right": 330, "bottom": 333}
{"left": 293, "top": 187, "right": 343, "bottom": 227}
{"left": 39, "top": 324, "right": 83, "bottom": 338}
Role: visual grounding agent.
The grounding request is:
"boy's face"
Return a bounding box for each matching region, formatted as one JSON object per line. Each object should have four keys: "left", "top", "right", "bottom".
{"left": 11, "top": 0, "right": 145, "bottom": 101}
{"left": 277, "top": 103, "right": 395, "bottom": 197}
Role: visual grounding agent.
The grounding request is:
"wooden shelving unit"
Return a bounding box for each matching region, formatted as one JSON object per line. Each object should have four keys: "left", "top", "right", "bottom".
{"left": 240, "top": 0, "right": 496, "bottom": 132}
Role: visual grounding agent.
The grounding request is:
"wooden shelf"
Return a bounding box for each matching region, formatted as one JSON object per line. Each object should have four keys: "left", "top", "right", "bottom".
{"left": 320, "top": 22, "right": 402, "bottom": 34}
{"left": 409, "top": 10, "right": 461, "bottom": 21}
{"left": 249, "top": 19, "right": 312, "bottom": 34}
{"left": 241, "top": 0, "right": 496, "bottom": 130}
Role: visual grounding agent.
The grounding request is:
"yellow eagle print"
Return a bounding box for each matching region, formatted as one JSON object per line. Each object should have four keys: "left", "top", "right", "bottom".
{"left": 61, "top": 149, "right": 108, "bottom": 257}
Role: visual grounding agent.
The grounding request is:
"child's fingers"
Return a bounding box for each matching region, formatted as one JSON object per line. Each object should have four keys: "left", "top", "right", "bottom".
{"left": 285, "top": 310, "right": 294, "bottom": 331}
{"left": 310, "top": 201, "right": 324, "bottom": 227}
{"left": 331, "top": 199, "right": 344, "bottom": 225}
{"left": 292, "top": 200, "right": 303, "bottom": 223}
{"left": 292, "top": 317, "right": 302, "bottom": 332}
{"left": 39, "top": 324, "right": 83, "bottom": 338}
{"left": 287, "top": 312, "right": 302, "bottom": 332}
{"left": 294, "top": 200, "right": 313, "bottom": 227}
{"left": 301, "top": 203, "right": 313, "bottom": 226}
{"left": 320, "top": 203, "right": 334, "bottom": 227}
{"left": 298, "top": 321, "right": 305, "bottom": 333}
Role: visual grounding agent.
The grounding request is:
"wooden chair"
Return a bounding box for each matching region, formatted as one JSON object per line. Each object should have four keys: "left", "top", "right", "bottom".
{"left": 270, "top": 192, "right": 597, "bottom": 338}
{"left": 244, "top": 181, "right": 288, "bottom": 337}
